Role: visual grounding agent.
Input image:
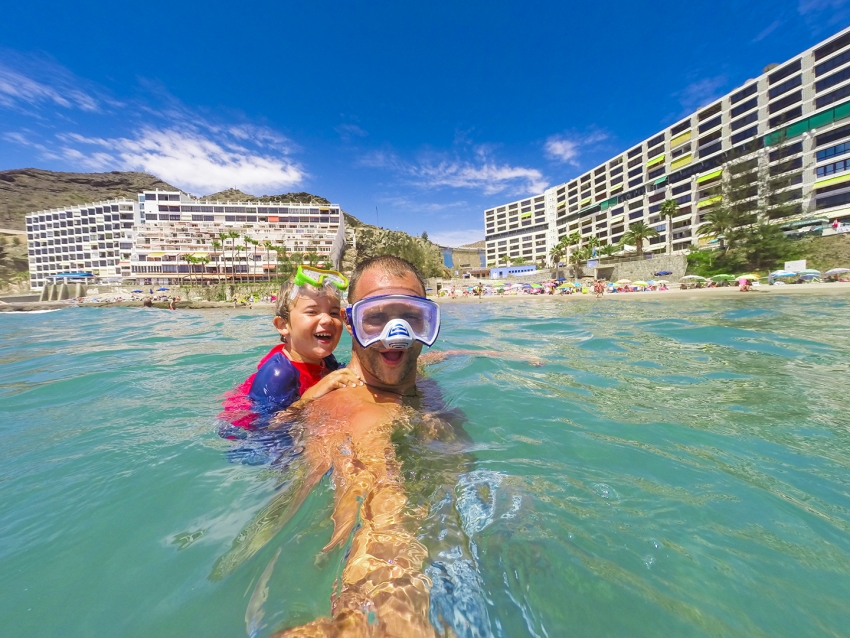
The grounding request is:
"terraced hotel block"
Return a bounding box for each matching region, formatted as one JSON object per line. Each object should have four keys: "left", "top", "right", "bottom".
{"left": 485, "top": 26, "right": 850, "bottom": 267}
{"left": 23, "top": 191, "right": 346, "bottom": 290}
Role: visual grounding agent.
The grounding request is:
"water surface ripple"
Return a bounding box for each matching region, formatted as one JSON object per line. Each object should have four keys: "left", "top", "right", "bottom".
{"left": 1, "top": 296, "right": 848, "bottom": 637}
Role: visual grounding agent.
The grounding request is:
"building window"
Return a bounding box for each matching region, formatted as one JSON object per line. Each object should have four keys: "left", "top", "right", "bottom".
{"left": 698, "top": 115, "right": 722, "bottom": 133}
{"left": 731, "top": 83, "right": 758, "bottom": 104}
{"left": 698, "top": 102, "right": 722, "bottom": 120}
{"left": 770, "top": 90, "right": 803, "bottom": 113}
{"left": 648, "top": 133, "right": 664, "bottom": 147}
{"left": 816, "top": 82, "right": 850, "bottom": 109}
{"left": 768, "top": 106, "right": 802, "bottom": 129}
{"left": 815, "top": 31, "right": 850, "bottom": 61}
{"left": 816, "top": 66, "right": 850, "bottom": 93}
{"left": 671, "top": 119, "right": 691, "bottom": 135}
{"left": 816, "top": 49, "right": 850, "bottom": 77}
{"left": 768, "top": 59, "right": 802, "bottom": 85}
{"left": 731, "top": 111, "right": 759, "bottom": 131}
{"left": 731, "top": 126, "right": 759, "bottom": 145}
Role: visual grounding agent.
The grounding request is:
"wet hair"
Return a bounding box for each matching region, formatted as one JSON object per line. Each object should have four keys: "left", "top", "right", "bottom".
{"left": 347, "top": 255, "right": 426, "bottom": 303}
{"left": 274, "top": 279, "right": 344, "bottom": 343}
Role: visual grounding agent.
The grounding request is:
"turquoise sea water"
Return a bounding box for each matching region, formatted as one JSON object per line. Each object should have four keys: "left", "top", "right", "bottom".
{"left": 2, "top": 295, "right": 850, "bottom": 637}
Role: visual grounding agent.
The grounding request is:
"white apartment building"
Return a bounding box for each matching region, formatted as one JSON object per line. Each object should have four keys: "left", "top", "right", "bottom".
{"left": 485, "top": 26, "right": 850, "bottom": 266}
{"left": 25, "top": 190, "right": 346, "bottom": 290}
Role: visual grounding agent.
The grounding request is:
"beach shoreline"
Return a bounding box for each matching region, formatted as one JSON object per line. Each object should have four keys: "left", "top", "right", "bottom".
{"left": 3, "top": 281, "right": 850, "bottom": 311}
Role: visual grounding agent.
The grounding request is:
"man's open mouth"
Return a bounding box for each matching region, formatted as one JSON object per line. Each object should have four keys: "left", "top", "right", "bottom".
{"left": 379, "top": 350, "right": 404, "bottom": 364}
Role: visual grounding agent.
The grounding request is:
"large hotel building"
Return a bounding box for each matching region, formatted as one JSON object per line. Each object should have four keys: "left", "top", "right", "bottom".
{"left": 24, "top": 191, "right": 345, "bottom": 290}
{"left": 485, "top": 27, "right": 850, "bottom": 267}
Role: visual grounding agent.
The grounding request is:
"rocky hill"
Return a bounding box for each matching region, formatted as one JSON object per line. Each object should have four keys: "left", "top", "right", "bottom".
{"left": 341, "top": 213, "right": 448, "bottom": 278}
{"left": 0, "top": 169, "right": 179, "bottom": 230}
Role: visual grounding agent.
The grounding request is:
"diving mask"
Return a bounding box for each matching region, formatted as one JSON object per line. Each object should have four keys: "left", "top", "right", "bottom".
{"left": 293, "top": 265, "right": 349, "bottom": 291}
{"left": 346, "top": 294, "right": 441, "bottom": 350}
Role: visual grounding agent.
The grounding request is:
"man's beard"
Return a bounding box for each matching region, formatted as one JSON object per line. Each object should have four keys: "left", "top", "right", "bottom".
{"left": 356, "top": 342, "right": 421, "bottom": 387}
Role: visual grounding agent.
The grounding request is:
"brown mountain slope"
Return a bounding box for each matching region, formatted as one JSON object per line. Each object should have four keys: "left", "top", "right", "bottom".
{"left": 0, "top": 169, "right": 179, "bottom": 230}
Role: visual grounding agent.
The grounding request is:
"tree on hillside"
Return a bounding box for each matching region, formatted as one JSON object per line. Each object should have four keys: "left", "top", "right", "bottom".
{"left": 620, "top": 221, "right": 659, "bottom": 257}
{"left": 421, "top": 231, "right": 429, "bottom": 241}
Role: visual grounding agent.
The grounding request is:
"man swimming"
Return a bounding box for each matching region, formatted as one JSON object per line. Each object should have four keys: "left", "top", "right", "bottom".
{"left": 215, "top": 255, "right": 469, "bottom": 637}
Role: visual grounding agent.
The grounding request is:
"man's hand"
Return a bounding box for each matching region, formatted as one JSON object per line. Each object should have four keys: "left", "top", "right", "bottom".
{"left": 300, "top": 368, "right": 364, "bottom": 403}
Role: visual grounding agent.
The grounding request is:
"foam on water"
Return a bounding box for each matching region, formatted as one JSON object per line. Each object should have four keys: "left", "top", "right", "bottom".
{"left": 2, "top": 296, "right": 850, "bottom": 637}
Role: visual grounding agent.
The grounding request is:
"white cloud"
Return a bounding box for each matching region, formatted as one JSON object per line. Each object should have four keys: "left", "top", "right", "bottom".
{"left": 798, "top": 0, "right": 850, "bottom": 30}
{"left": 57, "top": 127, "right": 304, "bottom": 194}
{"left": 361, "top": 148, "right": 546, "bottom": 196}
{"left": 544, "top": 131, "right": 608, "bottom": 165}
{"left": 675, "top": 76, "right": 728, "bottom": 115}
{"left": 335, "top": 123, "right": 368, "bottom": 141}
{"left": 0, "top": 55, "right": 100, "bottom": 113}
{"left": 427, "top": 229, "right": 484, "bottom": 247}
{"left": 752, "top": 19, "right": 783, "bottom": 42}
{"left": 377, "top": 196, "right": 469, "bottom": 213}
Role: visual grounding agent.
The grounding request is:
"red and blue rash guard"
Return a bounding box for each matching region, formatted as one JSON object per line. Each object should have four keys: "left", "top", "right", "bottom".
{"left": 219, "top": 345, "right": 341, "bottom": 434}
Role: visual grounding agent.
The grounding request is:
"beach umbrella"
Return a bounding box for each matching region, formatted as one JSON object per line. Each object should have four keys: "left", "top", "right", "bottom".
{"left": 681, "top": 275, "right": 706, "bottom": 280}
{"left": 615, "top": 279, "right": 632, "bottom": 284}
{"left": 633, "top": 281, "right": 649, "bottom": 287}
{"left": 710, "top": 274, "right": 735, "bottom": 281}
{"left": 557, "top": 282, "right": 574, "bottom": 289}
{"left": 132, "top": 289, "right": 143, "bottom": 293}
{"left": 825, "top": 267, "right": 850, "bottom": 275}
{"left": 531, "top": 283, "right": 543, "bottom": 289}
{"left": 654, "top": 270, "right": 673, "bottom": 276}
{"left": 157, "top": 287, "right": 169, "bottom": 291}
{"left": 735, "top": 274, "right": 760, "bottom": 281}
{"left": 770, "top": 271, "right": 797, "bottom": 277}
{"left": 798, "top": 269, "right": 820, "bottom": 275}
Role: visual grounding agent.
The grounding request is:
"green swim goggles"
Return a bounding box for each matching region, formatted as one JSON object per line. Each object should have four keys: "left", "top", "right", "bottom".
{"left": 293, "top": 265, "right": 349, "bottom": 291}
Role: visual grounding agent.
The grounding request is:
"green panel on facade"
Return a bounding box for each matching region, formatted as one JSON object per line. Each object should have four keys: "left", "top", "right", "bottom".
{"left": 785, "top": 121, "right": 810, "bottom": 139}
{"left": 646, "top": 154, "right": 665, "bottom": 167}
{"left": 808, "top": 110, "right": 834, "bottom": 129}
{"left": 833, "top": 100, "right": 850, "bottom": 122}
{"left": 580, "top": 198, "right": 591, "bottom": 205}
{"left": 653, "top": 176, "right": 667, "bottom": 185}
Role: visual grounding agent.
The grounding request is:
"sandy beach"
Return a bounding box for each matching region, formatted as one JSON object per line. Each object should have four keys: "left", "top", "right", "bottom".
{"left": 3, "top": 281, "right": 850, "bottom": 312}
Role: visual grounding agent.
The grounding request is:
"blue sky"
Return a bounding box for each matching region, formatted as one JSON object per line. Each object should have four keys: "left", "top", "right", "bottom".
{"left": 1, "top": 1, "right": 849, "bottom": 245}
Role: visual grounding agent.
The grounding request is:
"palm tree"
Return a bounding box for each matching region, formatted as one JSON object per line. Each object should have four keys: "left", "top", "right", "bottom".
{"left": 584, "top": 236, "right": 601, "bottom": 258}
{"left": 568, "top": 246, "right": 590, "bottom": 279}
{"left": 290, "top": 252, "right": 303, "bottom": 267}
{"left": 211, "top": 240, "right": 222, "bottom": 282}
{"left": 697, "top": 208, "right": 738, "bottom": 254}
{"left": 263, "top": 241, "right": 274, "bottom": 282}
{"left": 549, "top": 244, "right": 564, "bottom": 267}
{"left": 620, "top": 221, "right": 660, "bottom": 257}
{"left": 244, "top": 236, "right": 259, "bottom": 281}
{"left": 305, "top": 252, "right": 320, "bottom": 267}
{"left": 182, "top": 253, "right": 196, "bottom": 288}
{"left": 197, "top": 256, "right": 210, "bottom": 284}
{"left": 226, "top": 231, "right": 240, "bottom": 284}
{"left": 597, "top": 243, "right": 618, "bottom": 259}
{"left": 659, "top": 199, "right": 679, "bottom": 255}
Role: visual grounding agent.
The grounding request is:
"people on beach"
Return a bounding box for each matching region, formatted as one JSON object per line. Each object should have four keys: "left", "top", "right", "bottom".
{"left": 219, "top": 266, "right": 362, "bottom": 436}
